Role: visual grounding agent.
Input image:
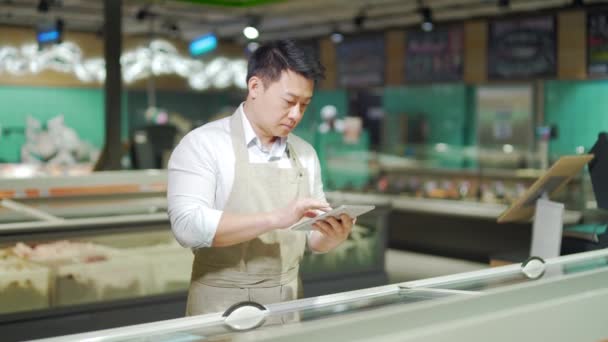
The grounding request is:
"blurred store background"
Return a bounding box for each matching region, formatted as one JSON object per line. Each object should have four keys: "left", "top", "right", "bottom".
{"left": 1, "top": 0, "right": 608, "bottom": 340}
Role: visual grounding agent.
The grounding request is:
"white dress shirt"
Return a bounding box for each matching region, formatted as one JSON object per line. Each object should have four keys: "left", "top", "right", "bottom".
{"left": 167, "top": 104, "right": 326, "bottom": 249}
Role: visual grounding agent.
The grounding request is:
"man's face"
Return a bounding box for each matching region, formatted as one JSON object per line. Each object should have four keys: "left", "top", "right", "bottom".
{"left": 249, "top": 70, "right": 314, "bottom": 138}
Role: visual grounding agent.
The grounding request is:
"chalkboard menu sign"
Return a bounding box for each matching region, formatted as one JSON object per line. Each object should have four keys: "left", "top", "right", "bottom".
{"left": 405, "top": 26, "right": 464, "bottom": 82}
{"left": 336, "top": 34, "right": 385, "bottom": 88}
{"left": 588, "top": 11, "right": 608, "bottom": 76}
{"left": 488, "top": 16, "right": 556, "bottom": 79}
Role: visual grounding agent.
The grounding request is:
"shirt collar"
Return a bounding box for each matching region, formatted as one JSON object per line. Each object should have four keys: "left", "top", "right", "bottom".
{"left": 239, "top": 103, "right": 288, "bottom": 159}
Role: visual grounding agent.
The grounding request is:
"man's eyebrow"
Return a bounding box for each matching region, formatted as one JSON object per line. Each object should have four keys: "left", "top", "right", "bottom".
{"left": 285, "top": 92, "right": 312, "bottom": 101}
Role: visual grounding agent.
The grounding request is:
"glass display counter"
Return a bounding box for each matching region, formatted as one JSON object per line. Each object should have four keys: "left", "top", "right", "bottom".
{"left": 37, "top": 248, "right": 608, "bottom": 342}
{"left": 0, "top": 170, "right": 167, "bottom": 225}
{"left": 0, "top": 170, "right": 390, "bottom": 340}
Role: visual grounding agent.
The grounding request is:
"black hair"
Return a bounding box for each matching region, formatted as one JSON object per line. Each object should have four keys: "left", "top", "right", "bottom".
{"left": 246, "top": 40, "right": 325, "bottom": 86}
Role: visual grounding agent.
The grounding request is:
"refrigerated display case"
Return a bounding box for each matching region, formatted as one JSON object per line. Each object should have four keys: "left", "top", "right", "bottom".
{"left": 0, "top": 170, "right": 390, "bottom": 340}
{"left": 36, "top": 248, "right": 608, "bottom": 342}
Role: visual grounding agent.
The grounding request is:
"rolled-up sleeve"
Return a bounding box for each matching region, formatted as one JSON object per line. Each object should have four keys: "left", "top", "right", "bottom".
{"left": 167, "top": 132, "right": 223, "bottom": 248}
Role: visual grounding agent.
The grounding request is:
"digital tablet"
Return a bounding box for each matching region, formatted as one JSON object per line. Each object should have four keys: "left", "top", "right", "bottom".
{"left": 288, "top": 204, "right": 375, "bottom": 232}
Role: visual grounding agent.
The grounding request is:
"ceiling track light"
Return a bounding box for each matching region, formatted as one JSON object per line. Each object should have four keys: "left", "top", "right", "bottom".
{"left": 163, "top": 19, "right": 179, "bottom": 33}
{"left": 37, "top": 0, "right": 50, "bottom": 13}
{"left": 419, "top": 6, "right": 433, "bottom": 32}
{"left": 135, "top": 6, "right": 153, "bottom": 21}
{"left": 353, "top": 10, "right": 366, "bottom": 30}
{"left": 56, "top": 18, "right": 64, "bottom": 35}
{"left": 330, "top": 25, "right": 343, "bottom": 44}
{"left": 243, "top": 16, "right": 260, "bottom": 40}
{"left": 498, "top": 0, "right": 510, "bottom": 8}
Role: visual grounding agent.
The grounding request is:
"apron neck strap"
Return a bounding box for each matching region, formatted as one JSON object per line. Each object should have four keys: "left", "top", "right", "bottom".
{"left": 230, "top": 111, "right": 303, "bottom": 169}
{"left": 229, "top": 111, "right": 249, "bottom": 162}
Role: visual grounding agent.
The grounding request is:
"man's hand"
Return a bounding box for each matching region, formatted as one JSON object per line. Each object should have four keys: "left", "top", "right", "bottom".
{"left": 308, "top": 214, "right": 354, "bottom": 253}
{"left": 271, "top": 198, "right": 332, "bottom": 229}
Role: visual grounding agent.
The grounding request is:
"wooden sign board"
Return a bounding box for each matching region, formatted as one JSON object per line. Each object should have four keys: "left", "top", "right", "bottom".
{"left": 497, "top": 154, "right": 593, "bottom": 223}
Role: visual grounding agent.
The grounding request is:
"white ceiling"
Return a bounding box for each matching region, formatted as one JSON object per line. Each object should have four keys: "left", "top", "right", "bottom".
{"left": 0, "top": 0, "right": 607, "bottom": 43}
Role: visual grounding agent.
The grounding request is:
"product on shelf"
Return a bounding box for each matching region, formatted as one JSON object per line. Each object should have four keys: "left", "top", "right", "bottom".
{"left": 84, "top": 231, "right": 194, "bottom": 294}
{"left": 12, "top": 241, "right": 113, "bottom": 266}
{"left": 123, "top": 243, "right": 193, "bottom": 294}
{"left": 11, "top": 240, "right": 151, "bottom": 306}
{"left": 0, "top": 258, "right": 51, "bottom": 314}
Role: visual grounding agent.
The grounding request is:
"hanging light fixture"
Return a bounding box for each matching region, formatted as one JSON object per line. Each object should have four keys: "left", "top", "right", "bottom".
{"left": 243, "top": 26, "right": 259, "bottom": 40}
{"left": 330, "top": 24, "right": 343, "bottom": 44}
{"left": 37, "top": 0, "right": 50, "bottom": 13}
{"left": 353, "top": 10, "right": 366, "bottom": 30}
{"left": 420, "top": 7, "right": 433, "bottom": 32}
{"left": 243, "top": 16, "right": 260, "bottom": 40}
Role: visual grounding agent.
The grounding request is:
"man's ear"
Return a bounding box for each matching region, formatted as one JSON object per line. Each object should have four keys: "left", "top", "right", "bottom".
{"left": 247, "top": 76, "right": 264, "bottom": 99}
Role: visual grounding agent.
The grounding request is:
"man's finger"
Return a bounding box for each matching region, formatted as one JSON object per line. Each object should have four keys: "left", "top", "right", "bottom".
{"left": 325, "top": 217, "right": 344, "bottom": 235}
{"left": 314, "top": 220, "right": 333, "bottom": 237}
{"left": 340, "top": 214, "right": 353, "bottom": 226}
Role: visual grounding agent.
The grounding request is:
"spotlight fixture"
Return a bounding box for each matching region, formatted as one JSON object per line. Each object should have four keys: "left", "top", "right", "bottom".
{"left": 330, "top": 24, "right": 343, "bottom": 44}
{"left": 56, "top": 18, "right": 64, "bottom": 38}
{"left": 330, "top": 31, "right": 344, "bottom": 44}
{"left": 163, "top": 19, "right": 179, "bottom": 33}
{"left": 243, "top": 26, "right": 259, "bottom": 40}
{"left": 419, "top": 7, "right": 433, "bottom": 32}
{"left": 37, "top": 0, "right": 50, "bottom": 13}
{"left": 247, "top": 41, "right": 260, "bottom": 53}
{"left": 135, "top": 7, "right": 150, "bottom": 21}
{"left": 243, "top": 16, "right": 260, "bottom": 40}
{"left": 353, "top": 11, "right": 366, "bottom": 29}
{"left": 498, "top": 0, "right": 510, "bottom": 8}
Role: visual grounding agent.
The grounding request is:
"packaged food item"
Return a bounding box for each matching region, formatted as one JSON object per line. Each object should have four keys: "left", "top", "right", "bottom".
{"left": 12, "top": 240, "right": 151, "bottom": 306}
{"left": 0, "top": 258, "right": 51, "bottom": 314}
{"left": 123, "top": 243, "right": 193, "bottom": 294}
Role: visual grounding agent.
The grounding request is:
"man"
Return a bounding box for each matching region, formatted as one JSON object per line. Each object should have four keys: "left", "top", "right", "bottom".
{"left": 167, "top": 40, "right": 353, "bottom": 316}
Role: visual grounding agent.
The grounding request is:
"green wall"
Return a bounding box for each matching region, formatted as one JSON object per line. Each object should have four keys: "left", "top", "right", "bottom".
{"left": 0, "top": 86, "right": 107, "bottom": 163}
{"left": 4, "top": 81, "right": 608, "bottom": 166}
{"left": 0, "top": 86, "right": 244, "bottom": 163}
{"left": 0, "top": 86, "right": 344, "bottom": 163}
{"left": 294, "top": 89, "right": 348, "bottom": 144}
{"left": 383, "top": 84, "right": 470, "bottom": 147}
{"left": 126, "top": 89, "right": 245, "bottom": 133}
{"left": 383, "top": 84, "right": 472, "bottom": 168}
{"left": 545, "top": 80, "right": 608, "bottom": 159}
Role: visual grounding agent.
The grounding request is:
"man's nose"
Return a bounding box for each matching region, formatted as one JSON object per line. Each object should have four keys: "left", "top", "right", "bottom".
{"left": 288, "top": 103, "right": 303, "bottom": 120}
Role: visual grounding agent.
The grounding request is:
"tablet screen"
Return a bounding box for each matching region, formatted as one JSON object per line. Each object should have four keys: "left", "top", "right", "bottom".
{"left": 288, "top": 204, "right": 375, "bottom": 231}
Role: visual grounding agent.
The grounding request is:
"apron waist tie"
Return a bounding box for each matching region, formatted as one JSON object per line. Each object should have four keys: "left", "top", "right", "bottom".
{"left": 192, "top": 264, "right": 300, "bottom": 288}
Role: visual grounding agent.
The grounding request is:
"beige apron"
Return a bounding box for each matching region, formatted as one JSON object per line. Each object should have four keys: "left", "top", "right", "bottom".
{"left": 186, "top": 111, "right": 310, "bottom": 316}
